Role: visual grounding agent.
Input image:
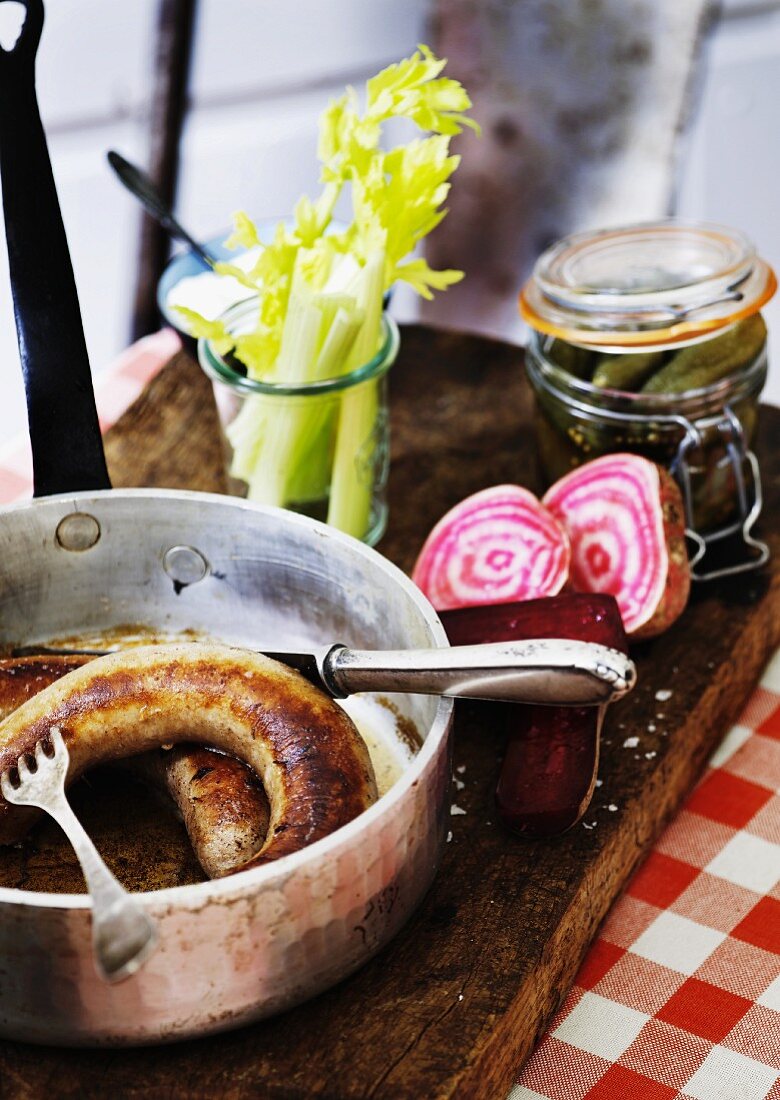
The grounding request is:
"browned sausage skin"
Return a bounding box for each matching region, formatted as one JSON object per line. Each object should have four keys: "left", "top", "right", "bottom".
{"left": 0, "top": 644, "right": 377, "bottom": 873}
{"left": 0, "top": 656, "right": 88, "bottom": 714}
{"left": 125, "top": 748, "right": 270, "bottom": 880}
{"left": 0, "top": 655, "right": 271, "bottom": 878}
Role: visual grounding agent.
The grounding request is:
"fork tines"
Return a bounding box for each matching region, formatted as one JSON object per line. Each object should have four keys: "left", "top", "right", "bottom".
{"left": 1, "top": 726, "right": 67, "bottom": 803}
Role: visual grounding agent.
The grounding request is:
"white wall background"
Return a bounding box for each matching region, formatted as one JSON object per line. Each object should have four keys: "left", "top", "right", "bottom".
{"left": 0, "top": 0, "right": 779, "bottom": 456}
{"left": 0, "top": 0, "right": 431, "bottom": 452}
{"left": 676, "top": 0, "right": 780, "bottom": 403}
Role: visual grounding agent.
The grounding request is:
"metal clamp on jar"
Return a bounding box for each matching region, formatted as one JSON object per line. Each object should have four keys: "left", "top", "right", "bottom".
{"left": 520, "top": 220, "right": 777, "bottom": 581}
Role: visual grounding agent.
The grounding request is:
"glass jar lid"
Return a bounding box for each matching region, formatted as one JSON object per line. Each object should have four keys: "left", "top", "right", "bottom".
{"left": 519, "top": 220, "right": 776, "bottom": 348}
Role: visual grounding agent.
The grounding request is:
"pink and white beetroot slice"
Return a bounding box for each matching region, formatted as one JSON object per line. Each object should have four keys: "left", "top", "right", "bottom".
{"left": 543, "top": 454, "right": 690, "bottom": 639}
{"left": 412, "top": 484, "right": 570, "bottom": 612}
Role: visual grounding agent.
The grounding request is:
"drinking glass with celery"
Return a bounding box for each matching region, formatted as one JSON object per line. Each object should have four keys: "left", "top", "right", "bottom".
{"left": 183, "top": 46, "right": 477, "bottom": 542}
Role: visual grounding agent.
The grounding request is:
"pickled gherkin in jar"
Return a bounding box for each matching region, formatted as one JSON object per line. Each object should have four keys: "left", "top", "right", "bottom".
{"left": 641, "top": 316, "right": 767, "bottom": 394}
{"left": 525, "top": 318, "right": 768, "bottom": 537}
{"left": 592, "top": 351, "right": 665, "bottom": 391}
{"left": 574, "top": 318, "right": 768, "bottom": 396}
{"left": 546, "top": 339, "right": 597, "bottom": 380}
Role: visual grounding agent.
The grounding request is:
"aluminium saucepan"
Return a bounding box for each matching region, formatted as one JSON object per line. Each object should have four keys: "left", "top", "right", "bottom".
{"left": 0, "top": 1, "right": 628, "bottom": 1045}
{"left": 0, "top": 3, "right": 455, "bottom": 1043}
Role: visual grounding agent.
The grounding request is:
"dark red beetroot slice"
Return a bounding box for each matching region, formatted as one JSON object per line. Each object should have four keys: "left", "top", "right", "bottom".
{"left": 441, "top": 593, "right": 628, "bottom": 838}
{"left": 494, "top": 705, "right": 601, "bottom": 836}
{"left": 442, "top": 592, "right": 628, "bottom": 650}
{"left": 412, "top": 484, "right": 570, "bottom": 612}
{"left": 543, "top": 454, "right": 690, "bottom": 640}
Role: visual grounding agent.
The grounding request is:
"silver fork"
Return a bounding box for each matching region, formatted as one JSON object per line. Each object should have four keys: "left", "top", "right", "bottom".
{"left": 0, "top": 727, "right": 158, "bottom": 982}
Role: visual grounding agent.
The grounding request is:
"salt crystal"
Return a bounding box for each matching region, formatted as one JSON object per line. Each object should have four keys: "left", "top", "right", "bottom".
{"left": 656, "top": 713, "right": 665, "bottom": 721}
{"left": 447, "top": 831, "right": 453, "bottom": 842}
{"left": 647, "top": 724, "right": 656, "bottom": 733}
{"left": 623, "top": 736, "right": 639, "bottom": 748}
{"left": 607, "top": 804, "right": 618, "bottom": 812}
{"left": 655, "top": 689, "right": 672, "bottom": 702}
{"left": 450, "top": 805, "right": 467, "bottom": 816}
{"left": 582, "top": 822, "right": 596, "bottom": 830}
{"left": 454, "top": 778, "right": 465, "bottom": 791}
{"left": 458, "top": 994, "right": 464, "bottom": 1001}
{"left": 595, "top": 779, "right": 603, "bottom": 787}
{"left": 645, "top": 751, "right": 657, "bottom": 760}
{"left": 456, "top": 765, "right": 466, "bottom": 774}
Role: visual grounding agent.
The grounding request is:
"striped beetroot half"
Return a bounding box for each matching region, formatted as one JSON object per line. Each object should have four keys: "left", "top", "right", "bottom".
{"left": 411, "top": 484, "right": 570, "bottom": 611}
{"left": 543, "top": 454, "right": 690, "bottom": 638}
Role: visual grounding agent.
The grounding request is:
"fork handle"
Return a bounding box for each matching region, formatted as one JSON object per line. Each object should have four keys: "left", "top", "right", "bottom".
{"left": 45, "top": 793, "right": 157, "bottom": 982}
{"left": 324, "top": 639, "right": 637, "bottom": 705}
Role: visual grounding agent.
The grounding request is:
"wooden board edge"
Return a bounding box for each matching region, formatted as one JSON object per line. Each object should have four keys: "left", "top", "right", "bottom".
{"left": 447, "top": 568, "right": 780, "bottom": 1100}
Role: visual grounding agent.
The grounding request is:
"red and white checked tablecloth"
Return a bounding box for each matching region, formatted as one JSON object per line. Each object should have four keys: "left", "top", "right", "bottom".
{"left": 1, "top": 332, "right": 778, "bottom": 1099}
{"left": 511, "top": 658, "right": 780, "bottom": 1098}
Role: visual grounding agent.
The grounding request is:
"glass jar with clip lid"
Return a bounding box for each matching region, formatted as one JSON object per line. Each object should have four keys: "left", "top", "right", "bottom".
{"left": 520, "top": 220, "right": 777, "bottom": 581}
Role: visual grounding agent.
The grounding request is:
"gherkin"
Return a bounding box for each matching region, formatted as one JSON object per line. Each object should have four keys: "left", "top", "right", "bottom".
{"left": 640, "top": 315, "right": 767, "bottom": 394}
{"left": 547, "top": 339, "right": 596, "bottom": 380}
{"left": 591, "top": 351, "right": 667, "bottom": 392}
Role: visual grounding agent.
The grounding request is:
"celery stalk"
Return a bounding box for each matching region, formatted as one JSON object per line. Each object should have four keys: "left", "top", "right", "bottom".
{"left": 225, "top": 396, "right": 267, "bottom": 482}
{"left": 245, "top": 299, "right": 324, "bottom": 505}
{"left": 327, "top": 252, "right": 386, "bottom": 538}
{"left": 243, "top": 291, "right": 364, "bottom": 510}
{"left": 276, "top": 305, "right": 365, "bottom": 505}
{"left": 313, "top": 304, "right": 365, "bottom": 380}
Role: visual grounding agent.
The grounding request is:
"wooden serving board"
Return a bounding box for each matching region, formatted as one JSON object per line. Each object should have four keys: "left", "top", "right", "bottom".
{"left": 2, "top": 325, "right": 779, "bottom": 1100}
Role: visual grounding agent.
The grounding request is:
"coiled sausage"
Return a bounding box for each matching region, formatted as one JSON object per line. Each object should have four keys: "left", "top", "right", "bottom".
{"left": 0, "top": 644, "right": 377, "bottom": 874}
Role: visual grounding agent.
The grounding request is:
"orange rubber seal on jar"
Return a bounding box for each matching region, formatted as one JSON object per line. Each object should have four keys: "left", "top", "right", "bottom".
{"left": 519, "top": 263, "right": 777, "bottom": 348}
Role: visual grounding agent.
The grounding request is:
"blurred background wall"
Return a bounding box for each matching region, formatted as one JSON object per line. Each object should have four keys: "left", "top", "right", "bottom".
{"left": 422, "top": 0, "right": 716, "bottom": 339}
{"left": 1, "top": 0, "right": 779, "bottom": 448}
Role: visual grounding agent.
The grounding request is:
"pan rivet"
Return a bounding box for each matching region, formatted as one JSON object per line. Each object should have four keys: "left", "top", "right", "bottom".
{"left": 55, "top": 513, "right": 101, "bottom": 551}
{"left": 163, "top": 545, "right": 210, "bottom": 587}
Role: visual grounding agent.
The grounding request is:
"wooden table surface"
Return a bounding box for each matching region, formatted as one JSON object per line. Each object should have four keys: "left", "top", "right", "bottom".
{"left": 1, "top": 325, "right": 779, "bottom": 1100}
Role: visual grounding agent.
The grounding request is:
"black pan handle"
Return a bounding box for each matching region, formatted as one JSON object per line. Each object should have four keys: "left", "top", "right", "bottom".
{"left": 0, "top": 0, "right": 111, "bottom": 497}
